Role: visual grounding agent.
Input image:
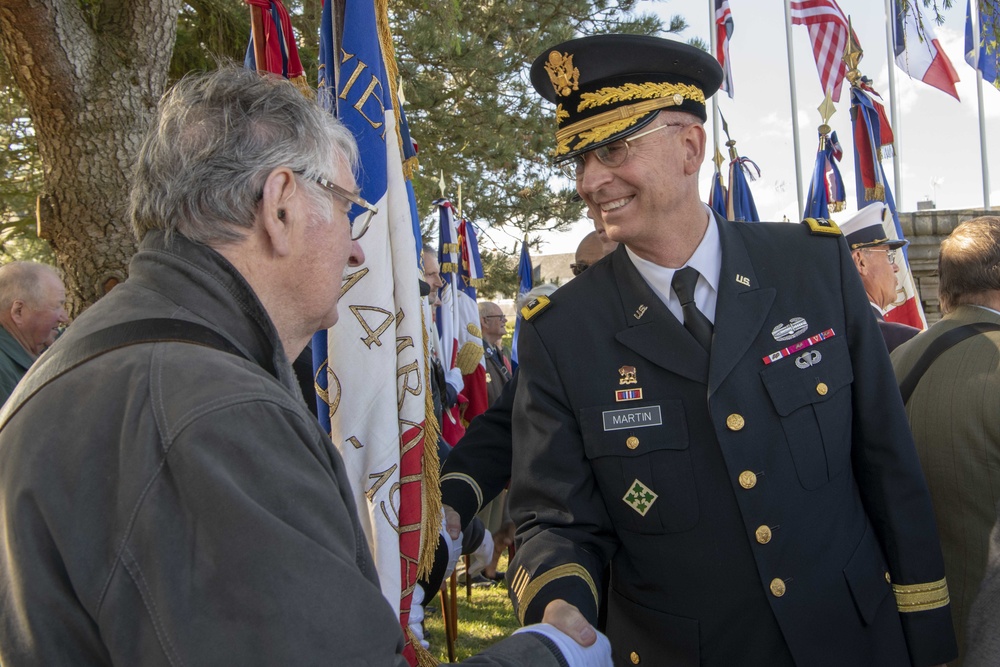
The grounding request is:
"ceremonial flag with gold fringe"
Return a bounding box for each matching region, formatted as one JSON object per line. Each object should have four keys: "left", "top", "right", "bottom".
{"left": 243, "top": 0, "right": 310, "bottom": 96}
{"left": 851, "top": 80, "right": 927, "bottom": 330}
{"left": 804, "top": 130, "right": 846, "bottom": 219}
{"left": 434, "top": 200, "right": 486, "bottom": 446}
{"left": 312, "top": 0, "right": 438, "bottom": 663}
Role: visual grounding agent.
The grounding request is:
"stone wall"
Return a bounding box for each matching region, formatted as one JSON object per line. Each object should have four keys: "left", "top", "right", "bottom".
{"left": 898, "top": 207, "right": 996, "bottom": 325}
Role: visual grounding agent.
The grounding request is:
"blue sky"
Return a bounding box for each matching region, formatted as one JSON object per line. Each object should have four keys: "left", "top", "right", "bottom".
{"left": 537, "top": 0, "right": 1000, "bottom": 254}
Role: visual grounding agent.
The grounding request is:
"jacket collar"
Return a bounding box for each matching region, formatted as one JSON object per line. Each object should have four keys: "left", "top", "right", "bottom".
{"left": 131, "top": 231, "right": 295, "bottom": 391}
{"left": 611, "top": 213, "right": 774, "bottom": 390}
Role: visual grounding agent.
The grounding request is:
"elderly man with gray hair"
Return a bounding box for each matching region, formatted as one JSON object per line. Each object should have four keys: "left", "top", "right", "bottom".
{"left": 0, "top": 261, "right": 68, "bottom": 404}
{"left": 0, "top": 68, "right": 609, "bottom": 666}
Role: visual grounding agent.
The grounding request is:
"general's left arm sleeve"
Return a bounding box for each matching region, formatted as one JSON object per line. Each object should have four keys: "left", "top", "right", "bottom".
{"left": 839, "top": 237, "right": 958, "bottom": 666}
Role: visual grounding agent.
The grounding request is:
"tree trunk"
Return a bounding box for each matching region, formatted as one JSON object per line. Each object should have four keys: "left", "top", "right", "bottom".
{"left": 0, "top": 0, "right": 181, "bottom": 314}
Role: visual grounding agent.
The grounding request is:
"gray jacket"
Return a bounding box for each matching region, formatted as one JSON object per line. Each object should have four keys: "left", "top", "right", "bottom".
{"left": 0, "top": 231, "right": 563, "bottom": 666}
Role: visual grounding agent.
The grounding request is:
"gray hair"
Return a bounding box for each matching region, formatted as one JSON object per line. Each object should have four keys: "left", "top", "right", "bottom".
{"left": 0, "top": 262, "right": 62, "bottom": 309}
{"left": 130, "top": 66, "right": 359, "bottom": 245}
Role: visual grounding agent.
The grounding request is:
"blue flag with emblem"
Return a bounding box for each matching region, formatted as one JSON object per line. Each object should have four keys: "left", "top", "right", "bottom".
{"left": 511, "top": 237, "right": 533, "bottom": 368}
{"left": 966, "top": 0, "right": 1000, "bottom": 88}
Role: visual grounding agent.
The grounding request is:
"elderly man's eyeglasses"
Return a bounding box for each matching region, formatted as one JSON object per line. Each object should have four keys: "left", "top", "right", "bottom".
{"left": 311, "top": 175, "right": 379, "bottom": 241}
{"left": 570, "top": 262, "right": 590, "bottom": 276}
{"left": 864, "top": 247, "right": 897, "bottom": 265}
{"left": 559, "top": 122, "right": 689, "bottom": 180}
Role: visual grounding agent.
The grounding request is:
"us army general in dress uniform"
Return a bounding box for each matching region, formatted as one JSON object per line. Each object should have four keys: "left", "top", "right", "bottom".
{"left": 506, "top": 35, "right": 957, "bottom": 667}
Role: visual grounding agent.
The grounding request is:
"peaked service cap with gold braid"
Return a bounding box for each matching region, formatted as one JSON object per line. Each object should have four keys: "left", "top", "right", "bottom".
{"left": 530, "top": 34, "right": 724, "bottom": 163}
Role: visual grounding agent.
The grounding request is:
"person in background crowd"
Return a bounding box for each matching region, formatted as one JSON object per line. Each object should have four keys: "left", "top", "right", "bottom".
{"left": 507, "top": 33, "right": 955, "bottom": 667}
{"left": 839, "top": 202, "right": 920, "bottom": 352}
{"left": 892, "top": 216, "right": 1000, "bottom": 665}
{"left": 0, "top": 67, "right": 610, "bottom": 667}
{"left": 0, "top": 261, "right": 68, "bottom": 404}
{"left": 571, "top": 230, "right": 619, "bottom": 277}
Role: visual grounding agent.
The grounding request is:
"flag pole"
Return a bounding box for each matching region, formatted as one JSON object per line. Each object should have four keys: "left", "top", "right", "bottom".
{"left": 249, "top": 4, "right": 267, "bottom": 73}
{"left": 971, "top": 1, "right": 992, "bottom": 207}
{"left": 783, "top": 0, "right": 805, "bottom": 216}
{"left": 881, "top": 0, "right": 904, "bottom": 207}
{"left": 709, "top": 0, "right": 721, "bottom": 182}
{"left": 976, "top": 69, "right": 991, "bottom": 207}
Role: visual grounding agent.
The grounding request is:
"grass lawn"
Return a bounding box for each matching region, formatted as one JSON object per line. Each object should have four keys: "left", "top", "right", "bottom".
{"left": 422, "top": 555, "right": 519, "bottom": 662}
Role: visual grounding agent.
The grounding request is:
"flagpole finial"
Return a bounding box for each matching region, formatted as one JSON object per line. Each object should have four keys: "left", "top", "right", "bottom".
{"left": 725, "top": 139, "right": 738, "bottom": 162}
{"left": 843, "top": 17, "right": 864, "bottom": 86}
{"left": 713, "top": 146, "right": 726, "bottom": 172}
{"left": 438, "top": 170, "right": 446, "bottom": 198}
{"left": 818, "top": 93, "right": 836, "bottom": 125}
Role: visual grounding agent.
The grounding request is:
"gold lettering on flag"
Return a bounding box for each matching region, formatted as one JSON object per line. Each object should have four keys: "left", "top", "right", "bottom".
{"left": 340, "top": 267, "right": 368, "bottom": 297}
{"left": 347, "top": 436, "right": 362, "bottom": 449}
{"left": 349, "top": 305, "right": 394, "bottom": 348}
{"left": 397, "top": 361, "right": 421, "bottom": 410}
{"left": 366, "top": 464, "right": 398, "bottom": 503}
{"left": 339, "top": 54, "right": 385, "bottom": 132}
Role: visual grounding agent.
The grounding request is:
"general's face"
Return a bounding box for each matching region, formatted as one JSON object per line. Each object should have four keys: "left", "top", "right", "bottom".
{"left": 576, "top": 118, "right": 701, "bottom": 247}
{"left": 20, "top": 272, "right": 68, "bottom": 355}
{"left": 301, "top": 162, "right": 365, "bottom": 330}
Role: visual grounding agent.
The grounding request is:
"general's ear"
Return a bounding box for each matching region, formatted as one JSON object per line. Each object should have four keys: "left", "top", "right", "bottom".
{"left": 682, "top": 123, "right": 707, "bottom": 176}
{"left": 258, "top": 167, "right": 298, "bottom": 257}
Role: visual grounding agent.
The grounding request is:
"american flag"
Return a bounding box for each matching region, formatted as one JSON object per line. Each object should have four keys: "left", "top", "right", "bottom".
{"left": 715, "top": 0, "right": 735, "bottom": 97}
{"left": 790, "top": 0, "right": 852, "bottom": 102}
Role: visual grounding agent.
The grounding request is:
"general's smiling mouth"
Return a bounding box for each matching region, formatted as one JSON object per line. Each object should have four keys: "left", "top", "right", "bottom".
{"left": 601, "top": 196, "right": 633, "bottom": 212}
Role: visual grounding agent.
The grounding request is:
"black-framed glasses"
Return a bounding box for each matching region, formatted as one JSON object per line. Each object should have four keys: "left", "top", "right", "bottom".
{"left": 312, "top": 176, "right": 378, "bottom": 240}
{"left": 483, "top": 314, "right": 506, "bottom": 321}
{"left": 558, "top": 122, "right": 690, "bottom": 179}
{"left": 570, "top": 262, "right": 590, "bottom": 276}
{"left": 864, "top": 247, "right": 897, "bottom": 265}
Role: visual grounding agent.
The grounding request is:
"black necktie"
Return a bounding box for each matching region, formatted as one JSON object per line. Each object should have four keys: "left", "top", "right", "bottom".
{"left": 671, "top": 267, "right": 713, "bottom": 352}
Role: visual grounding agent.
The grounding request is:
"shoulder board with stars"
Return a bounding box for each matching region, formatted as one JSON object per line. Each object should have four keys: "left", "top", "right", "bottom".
{"left": 520, "top": 295, "right": 552, "bottom": 322}
{"left": 802, "top": 217, "right": 842, "bottom": 237}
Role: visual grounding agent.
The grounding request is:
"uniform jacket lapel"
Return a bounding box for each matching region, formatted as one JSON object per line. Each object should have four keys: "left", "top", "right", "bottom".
{"left": 708, "top": 217, "right": 775, "bottom": 396}
{"left": 611, "top": 245, "right": 710, "bottom": 383}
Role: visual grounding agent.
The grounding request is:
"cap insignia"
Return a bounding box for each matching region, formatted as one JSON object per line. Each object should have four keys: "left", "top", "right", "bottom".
{"left": 578, "top": 82, "right": 706, "bottom": 112}
{"left": 555, "top": 104, "right": 569, "bottom": 124}
{"left": 544, "top": 51, "right": 580, "bottom": 98}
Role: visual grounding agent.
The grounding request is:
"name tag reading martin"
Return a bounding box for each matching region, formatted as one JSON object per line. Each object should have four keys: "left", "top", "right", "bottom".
{"left": 602, "top": 405, "right": 663, "bottom": 431}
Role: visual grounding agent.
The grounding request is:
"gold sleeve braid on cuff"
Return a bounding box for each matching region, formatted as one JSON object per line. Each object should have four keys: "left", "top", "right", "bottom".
{"left": 511, "top": 563, "right": 599, "bottom": 624}
{"left": 892, "top": 577, "right": 950, "bottom": 612}
{"left": 439, "top": 472, "right": 483, "bottom": 512}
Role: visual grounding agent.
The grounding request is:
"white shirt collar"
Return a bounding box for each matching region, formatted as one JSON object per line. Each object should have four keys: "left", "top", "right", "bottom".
{"left": 625, "top": 205, "right": 722, "bottom": 323}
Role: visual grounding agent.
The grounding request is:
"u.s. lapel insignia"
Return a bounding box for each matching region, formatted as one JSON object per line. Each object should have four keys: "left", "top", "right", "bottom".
{"left": 623, "top": 479, "right": 658, "bottom": 516}
{"left": 615, "top": 388, "right": 643, "bottom": 402}
{"left": 771, "top": 317, "right": 808, "bottom": 341}
{"left": 736, "top": 274, "right": 750, "bottom": 287}
{"left": 618, "top": 365, "right": 637, "bottom": 385}
{"left": 634, "top": 304, "right": 648, "bottom": 320}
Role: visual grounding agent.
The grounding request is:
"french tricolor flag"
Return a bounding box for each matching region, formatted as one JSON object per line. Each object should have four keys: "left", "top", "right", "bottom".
{"left": 893, "top": 0, "right": 960, "bottom": 100}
